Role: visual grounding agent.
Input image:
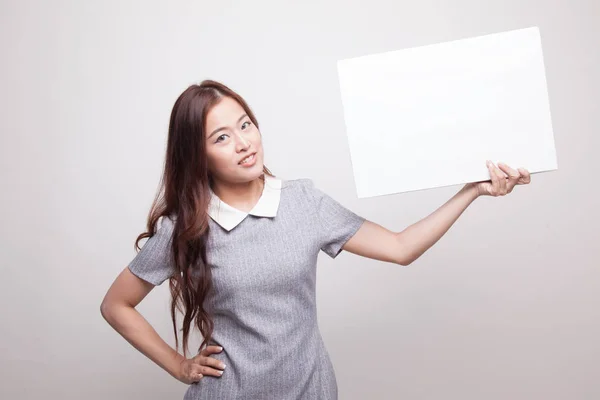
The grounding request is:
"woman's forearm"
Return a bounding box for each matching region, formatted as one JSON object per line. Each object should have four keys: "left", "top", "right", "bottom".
{"left": 397, "top": 183, "right": 479, "bottom": 264}
{"left": 101, "top": 303, "right": 185, "bottom": 381}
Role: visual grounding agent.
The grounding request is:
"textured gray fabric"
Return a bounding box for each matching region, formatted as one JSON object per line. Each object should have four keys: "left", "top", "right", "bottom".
{"left": 128, "top": 178, "right": 366, "bottom": 399}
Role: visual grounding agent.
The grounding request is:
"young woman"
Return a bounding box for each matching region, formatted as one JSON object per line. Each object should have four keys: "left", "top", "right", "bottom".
{"left": 100, "top": 80, "right": 531, "bottom": 399}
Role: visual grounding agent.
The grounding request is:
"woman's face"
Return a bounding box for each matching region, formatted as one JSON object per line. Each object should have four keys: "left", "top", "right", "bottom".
{"left": 205, "top": 96, "right": 264, "bottom": 184}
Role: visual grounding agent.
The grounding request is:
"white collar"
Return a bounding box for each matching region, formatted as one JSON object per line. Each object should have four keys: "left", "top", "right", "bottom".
{"left": 208, "top": 174, "right": 282, "bottom": 231}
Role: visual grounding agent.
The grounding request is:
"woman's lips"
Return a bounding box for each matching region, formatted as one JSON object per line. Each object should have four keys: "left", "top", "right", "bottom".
{"left": 238, "top": 153, "right": 256, "bottom": 167}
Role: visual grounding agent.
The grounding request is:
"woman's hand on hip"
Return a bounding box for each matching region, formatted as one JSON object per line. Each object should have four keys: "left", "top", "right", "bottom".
{"left": 177, "top": 345, "right": 227, "bottom": 384}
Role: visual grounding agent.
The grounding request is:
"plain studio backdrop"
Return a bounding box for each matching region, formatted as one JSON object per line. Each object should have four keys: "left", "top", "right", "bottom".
{"left": 1, "top": 0, "right": 598, "bottom": 399}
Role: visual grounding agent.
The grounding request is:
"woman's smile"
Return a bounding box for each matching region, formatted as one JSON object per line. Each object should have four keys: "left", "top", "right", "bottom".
{"left": 238, "top": 152, "right": 257, "bottom": 167}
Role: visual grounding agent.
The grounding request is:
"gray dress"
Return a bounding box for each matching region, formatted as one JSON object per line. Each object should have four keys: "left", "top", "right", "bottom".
{"left": 128, "top": 177, "right": 366, "bottom": 399}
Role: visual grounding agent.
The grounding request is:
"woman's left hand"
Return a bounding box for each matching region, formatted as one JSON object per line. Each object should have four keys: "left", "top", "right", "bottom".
{"left": 467, "top": 160, "right": 532, "bottom": 198}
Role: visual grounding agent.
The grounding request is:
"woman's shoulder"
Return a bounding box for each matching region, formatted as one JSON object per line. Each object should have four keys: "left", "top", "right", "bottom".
{"left": 279, "top": 176, "right": 315, "bottom": 190}
{"left": 278, "top": 177, "right": 323, "bottom": 210}
{"left": 279, "top": 177, "right": 321, "bottom": 201}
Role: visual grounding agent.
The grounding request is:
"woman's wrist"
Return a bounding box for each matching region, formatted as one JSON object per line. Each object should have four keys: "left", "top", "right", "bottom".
{"left": 166, "top": 351, "right": 186, "bottom": 381}
{"left": 462, "top": 182, "right": 481, "bottom": 200}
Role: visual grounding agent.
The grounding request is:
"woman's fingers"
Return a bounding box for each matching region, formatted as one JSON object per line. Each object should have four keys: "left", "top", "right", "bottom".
{"left": 194, "top": 356, "right": 225, "bottom": 369}
{"left": 497, "top": 166, "right": 507, "bottom": 194}
{"left": 498, "top": 162, "right": 520, "bottom": 193}
{"left": 481, "top": 161, "right": 531, "bottom": 197}
{"left": 200, "top": 345, "right": 223, "bottom": 356}
{"left": 193, "top": 353, "right": 227, "bottom": 377}
{"left": 204, "top": 356, "right": 226, "bottom": 371}
{"left": 517, "top": 168, "right": 531, "bottom": 184}
{"left": 197, "top": 364, "right": 225, "bottom": 377}
{"left": 487, "top": 161, "right": 507, "bottom": 195}
{"left": 192, "top": 362, "right": 224, "bottom": 378}
{"left": 190, "top": 364, "right": 204, "bottom": 382}
{"left": 486, "top": 161, "right": 499, "bottom": 195}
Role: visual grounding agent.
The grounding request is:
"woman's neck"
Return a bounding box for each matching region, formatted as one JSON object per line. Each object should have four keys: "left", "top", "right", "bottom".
{"left": 211, "top": 176, "right": 265, "bottom": 213}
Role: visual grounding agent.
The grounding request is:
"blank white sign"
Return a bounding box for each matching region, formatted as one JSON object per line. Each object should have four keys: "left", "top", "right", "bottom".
{"left": 337, "top": 26, "right": 558, "bottom": 198}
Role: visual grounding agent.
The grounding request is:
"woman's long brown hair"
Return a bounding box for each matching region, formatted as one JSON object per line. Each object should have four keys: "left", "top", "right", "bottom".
{"left": 134, "top": 80, "right": 274, "bottom": 358}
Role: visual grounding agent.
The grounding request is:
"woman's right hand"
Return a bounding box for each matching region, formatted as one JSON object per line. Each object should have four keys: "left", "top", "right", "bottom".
{"left": 177, "top": 345, "right": 227, "bottom": 384}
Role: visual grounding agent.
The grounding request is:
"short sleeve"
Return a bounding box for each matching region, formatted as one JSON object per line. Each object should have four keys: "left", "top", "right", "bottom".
{"left": 127, "top": 216, "right": 176, "bottom": 286}
{"left": 304, "top": 179, "right": 366, "bottom": 259}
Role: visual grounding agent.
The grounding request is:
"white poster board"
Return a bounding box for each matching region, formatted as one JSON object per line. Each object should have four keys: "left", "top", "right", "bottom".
{"left": 337, "top": 26, "right": 558, "bottom": 198}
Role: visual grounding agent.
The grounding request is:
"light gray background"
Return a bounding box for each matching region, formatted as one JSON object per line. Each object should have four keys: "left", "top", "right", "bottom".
{"left": 1, "top": 0, "right": 598, "bottom": 399}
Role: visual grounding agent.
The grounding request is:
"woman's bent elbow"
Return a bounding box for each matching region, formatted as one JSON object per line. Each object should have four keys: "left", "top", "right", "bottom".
{"left": 100, "top": 300, "right": 117, "bottom": 324}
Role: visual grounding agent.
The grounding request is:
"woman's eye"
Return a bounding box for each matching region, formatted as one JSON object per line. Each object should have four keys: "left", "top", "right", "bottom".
{"left": 215, "top": 122, "right": 251, "bottom": 143}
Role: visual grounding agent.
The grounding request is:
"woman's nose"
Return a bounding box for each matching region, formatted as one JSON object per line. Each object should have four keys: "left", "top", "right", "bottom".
{"left": 234, "top": 132, "right": 251, "bottom": 149}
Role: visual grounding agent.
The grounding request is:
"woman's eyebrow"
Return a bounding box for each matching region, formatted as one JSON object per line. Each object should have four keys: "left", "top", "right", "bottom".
{"left": 207, "top": 114, "right": 248, "bottom": 140}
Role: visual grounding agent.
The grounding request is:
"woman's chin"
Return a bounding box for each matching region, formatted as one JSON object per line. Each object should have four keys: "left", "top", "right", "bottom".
{"left": 238, "top": 162, "right": 264, "bottom": 178}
